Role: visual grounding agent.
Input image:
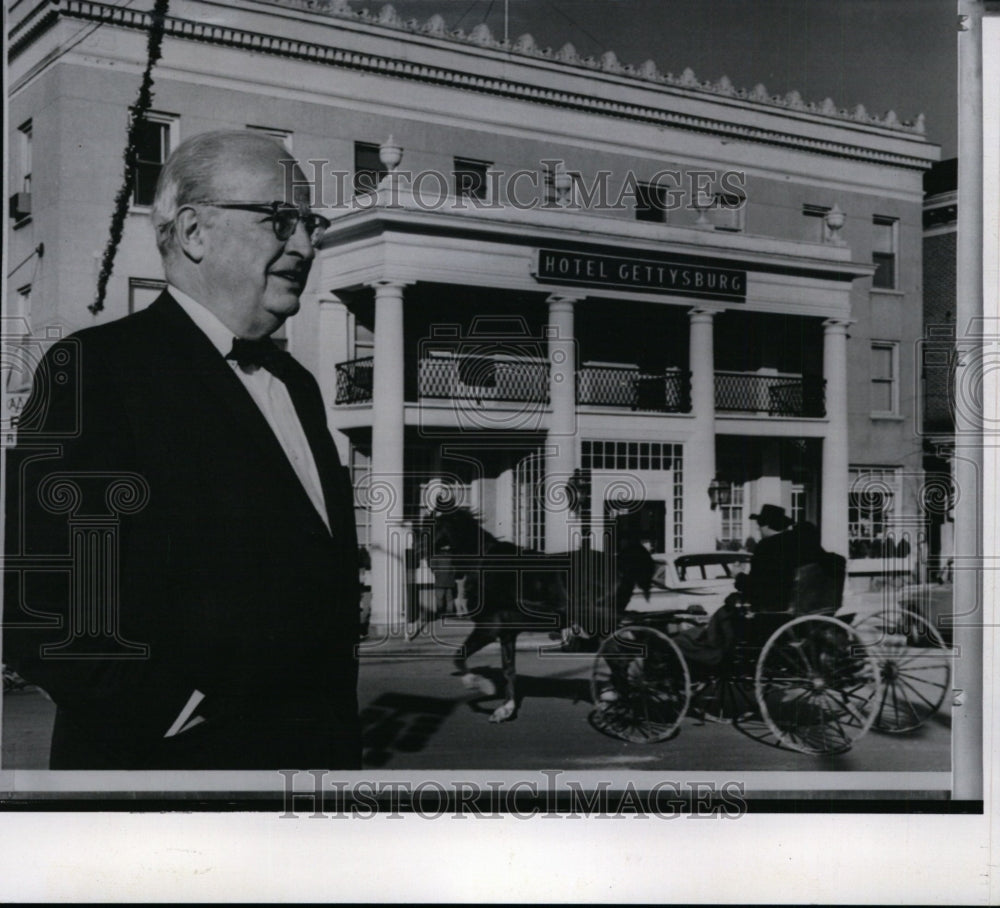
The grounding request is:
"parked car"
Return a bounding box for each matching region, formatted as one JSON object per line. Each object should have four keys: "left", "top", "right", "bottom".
{"left": 626, "top": 551, "right": 751, "bottom": 616}
{"left": 841, "top": 580, "right": 955, "bottom": 646}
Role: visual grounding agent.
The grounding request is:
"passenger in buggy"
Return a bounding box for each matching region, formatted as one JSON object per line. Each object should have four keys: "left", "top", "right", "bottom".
{"left": 673, "top": 506, "right": 840, "bottom": 671}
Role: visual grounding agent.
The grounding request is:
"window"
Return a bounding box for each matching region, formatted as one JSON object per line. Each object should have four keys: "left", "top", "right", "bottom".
{"left": 9, "top": 120, "right": 32, "bottom": 223}
{"left": 132, "top": 113, "right": 176, "bottom": 207}
{"left": 635, "top": 181, "right": 668, "bottom": 223}
{"left": 453, "top": 157, "right": 491, "bottom": 202}
{"left": 848, "top": 466, "right": 902, "bottom": 557}
{"left": 129, "top": 278, "right": 166, "bottom": 313}
{"left": 5, "top": 286, "right": 33, "bottom": 393}
{"left": 870, "top": 342, "right": 899, "bottom": 415}
{"left": 872, "top": 216, "right": 898, "bottom": 289}
{"left": 354, "top": 142, "right": 386, "bottom": 196}
{"left": 790, "top": 484, "right": 806, "bottom": 525}
{"left": 350, "top": 446, "right": 372, "bottom": 551}
{"left": 719, "top": 483, "right": 744, "bottom": 545}
{"left": 246, "top": 125, "right": 292, "bottom": 151}
{"left": 18, "top": 120, "right": 32, "bottom": 194}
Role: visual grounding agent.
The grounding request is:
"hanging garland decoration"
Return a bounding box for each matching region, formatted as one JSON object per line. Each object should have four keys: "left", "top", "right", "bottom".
{"left": 90, "top": 0, "right": 171, "bottom": 316}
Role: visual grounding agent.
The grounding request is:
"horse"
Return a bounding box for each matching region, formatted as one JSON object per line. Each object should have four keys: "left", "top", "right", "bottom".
{"left": 429, "top": 507, "right": 656, "bottom": 723}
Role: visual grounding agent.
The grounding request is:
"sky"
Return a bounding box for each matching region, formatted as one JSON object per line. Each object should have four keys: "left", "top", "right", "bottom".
{"left": 346, "top": 0, "right": 958, "bottom": 158}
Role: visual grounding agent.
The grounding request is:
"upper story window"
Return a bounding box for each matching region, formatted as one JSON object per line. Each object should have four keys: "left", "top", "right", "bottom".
{"left": 9, "top": 120, "right": 32, "bottom": 224}
{"left": 246, "top": 125, "right": 293, "bottom": 151}
{"left": 635, "top": 181, "right": 668, "bottom": 223}
{"left": 872, "top": 215, "right": 898, "bottom": 290}
{"left": 132, "top": 113, "right": 177, "bottom": 208}
{"left": 870, "top": 341, "right": 899, "bottom": 416}
{"left": 354, "top": 142, "right": 386, "bottom": 196}
{"left": 17, "top": 120, "right": 32, "bottom": 194}
{"left": 453, "top": 157, "right": 491, "bottom": 202}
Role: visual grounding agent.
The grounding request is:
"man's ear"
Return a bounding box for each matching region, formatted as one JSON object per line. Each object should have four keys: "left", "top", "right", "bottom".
{"left": 173, "top": 206, "right": 207, "bottom": 263}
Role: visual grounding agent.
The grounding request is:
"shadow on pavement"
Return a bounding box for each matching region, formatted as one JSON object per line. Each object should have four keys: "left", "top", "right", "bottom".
{"left": 361, "top": 692, "right": 458, "bottom": 767}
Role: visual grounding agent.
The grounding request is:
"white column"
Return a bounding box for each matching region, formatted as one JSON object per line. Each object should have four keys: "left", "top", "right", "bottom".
{"left": 821, "top": 318, "right": 851, "bottom": 556}
{"left": 544, "top": 295, "right": 578, "bottom": 553}
{"left": 369, "top": 281, "right": 409, "bottom": 631}
{"left": 316, "top": 295, "right": 351, "bottom": 461}
{"left": 684, "top": 307, "right": 719, "bottom": 552}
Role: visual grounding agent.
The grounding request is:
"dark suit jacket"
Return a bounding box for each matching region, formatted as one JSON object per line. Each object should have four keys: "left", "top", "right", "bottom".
{"left": 739, "top": 529, "right": 798, "bottom": 612}
{"left": 3, "top": 292, "right": 361, "bottom": 769}
{"left": 739, "top": 524, "right": 824, "bottom": 612}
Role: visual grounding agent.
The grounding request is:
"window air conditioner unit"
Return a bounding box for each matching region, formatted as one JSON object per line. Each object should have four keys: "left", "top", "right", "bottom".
{"left": 9, "top": 192, "right": 31, "bottom": 219}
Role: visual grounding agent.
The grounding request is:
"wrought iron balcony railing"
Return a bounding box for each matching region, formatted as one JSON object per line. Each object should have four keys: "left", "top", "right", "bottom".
{"left": 334, "top": 357, "right": 823, "bottom": 419}
{"left": 335, "top": 356, "right": 374, "bottom": 404}
{"left": 714, "top": 371, "right": 825, "bottom": 417}
{"left": 418, "top": 355, "right": 549, "bottom": 403}
{"left": 577, "top": 365, "right": 691, "bottom": 412}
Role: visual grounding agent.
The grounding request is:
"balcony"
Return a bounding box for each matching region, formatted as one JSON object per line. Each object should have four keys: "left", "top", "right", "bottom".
{"left": 334, "top": 356, "right": 823, "bottom": 418}
{"left": 577, "top": 363, "right": 690, "bottom": 413}
{"left": 715, "top": 371, "right": 825, "bottom": 418}
{"left": 418, "top": 352, "right": 549, "bottom": 403}
{"left": 335, "top": 356, "right": 373, "bottom": 404}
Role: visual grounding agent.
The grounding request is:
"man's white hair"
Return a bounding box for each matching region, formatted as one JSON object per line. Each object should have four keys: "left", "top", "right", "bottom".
{"left": 151, "top": 129, "right": 293, "bottom": 256}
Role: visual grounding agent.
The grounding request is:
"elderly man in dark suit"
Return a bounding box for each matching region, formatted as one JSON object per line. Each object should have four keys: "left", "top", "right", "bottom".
{"left": 3, "top": 130, "right": 361, "bottom": 769}
{"left": 733, "top": 504, "right": 809, "bottom": 612}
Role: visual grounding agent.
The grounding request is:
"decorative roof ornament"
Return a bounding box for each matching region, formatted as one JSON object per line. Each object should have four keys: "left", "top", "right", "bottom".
{"left": 679, "top": 67, "right": 699, "bottom": 87}
{"left": 820, "top": 97, "right": 838, "bottom": 115}
{"left": 852, "top": 104, "right": 868, "bottom": 121}
{"left": 555, "top": 42, "right": 579, "bottom": 64}
{"left": 749, "top": 83, "right": 769, "bottom": 102}
{"left": 914, "top": 113, "right": 926, "bottom": 134}
{"left": 513, "top": 33, "right": 539, "bottom": 55}
{"left": 714, "top": 75, "right": 736, "bottom": 96}
{"left": 600, "top": 51, "right": 623, "bottom": 73}
{"left": 883, "top": 109, "right": 900, "bottom": 127}
{"left": 376, "top": 4, "right": 403, "bottom": 28}
{"left": 469, "top": 23, "right": 495, "bottom": 46}
{"left": 785, "top": 90, "right": 805, "bottom": 109}
{"left": 422, "top": 13, "right": 447, "bottom": 37}
{"left": 637, "top": 59, "right": 662, "bottom": 81}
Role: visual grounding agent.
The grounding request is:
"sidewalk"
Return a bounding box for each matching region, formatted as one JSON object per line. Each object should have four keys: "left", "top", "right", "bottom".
{"left": 359, "top": 616, "right": 568, "bottom": 658}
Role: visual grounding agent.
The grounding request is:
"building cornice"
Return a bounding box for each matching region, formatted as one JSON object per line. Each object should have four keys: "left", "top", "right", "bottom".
{"left": 9, "top": 0, "right": 939, "bottom": 170}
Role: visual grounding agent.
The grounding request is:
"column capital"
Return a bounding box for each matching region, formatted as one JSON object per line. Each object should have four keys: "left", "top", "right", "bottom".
{"left": 822, "top": 317, "right": 855, "bottom": 332}
{"left": 317, "top": 293, "right": 348, "bottom": 308}
{"left": 546, "top": 294, "right": 583, "bottom": 307}
{"left": 368, "top": 279, "right": 414, "bottom": 292}
{"left": 688, "top": 304, "right": 724, "bottom": 321}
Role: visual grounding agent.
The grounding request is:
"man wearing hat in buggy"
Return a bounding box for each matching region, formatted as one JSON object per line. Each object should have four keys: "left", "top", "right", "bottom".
{"left": 734, "top": 503, "right": 815, "bottom": 613}
{"left": 674, "top": 503, "right": 820, "bottom": 668}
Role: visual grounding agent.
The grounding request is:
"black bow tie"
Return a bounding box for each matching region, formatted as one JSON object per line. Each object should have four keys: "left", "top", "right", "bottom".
{"left": 227, "top": 337, "right": 288, "bottom": 377}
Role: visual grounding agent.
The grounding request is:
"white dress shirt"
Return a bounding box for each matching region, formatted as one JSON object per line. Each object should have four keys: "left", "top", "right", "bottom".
{"left": 169, "top": 286, "right": 330, "bottom": 531}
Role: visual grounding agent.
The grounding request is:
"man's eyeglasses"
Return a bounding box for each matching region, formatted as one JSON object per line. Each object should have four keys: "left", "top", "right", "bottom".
{"left": 192, "top": 200, "right": 331, "bottom": 246}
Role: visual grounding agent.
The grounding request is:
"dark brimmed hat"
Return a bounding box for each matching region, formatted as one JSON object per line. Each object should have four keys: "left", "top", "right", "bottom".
{"left": 749, "top": 504, "right": 792, "bottom": 530}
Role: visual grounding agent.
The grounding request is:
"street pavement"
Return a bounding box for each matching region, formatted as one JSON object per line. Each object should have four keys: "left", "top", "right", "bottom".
{"left": 357, "top": 616, "right": 952, "bottom": 773}
{"left": 3, "top": 611, "right": 952, "bottom": 777}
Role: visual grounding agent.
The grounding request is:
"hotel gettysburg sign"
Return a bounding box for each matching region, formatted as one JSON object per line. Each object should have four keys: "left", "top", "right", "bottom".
{"left": 534, "top": 249, "right": 746, "bottom": 302}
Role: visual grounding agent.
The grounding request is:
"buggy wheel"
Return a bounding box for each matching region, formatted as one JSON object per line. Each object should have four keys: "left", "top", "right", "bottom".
{"left": 755, "top": 615, "right": 883, "bottom": 755}
{"left": 854, "top": 608, "right": 951, "bottom": 733}
{"left": 590, "top": 626, "right": 690, "bottom": 743}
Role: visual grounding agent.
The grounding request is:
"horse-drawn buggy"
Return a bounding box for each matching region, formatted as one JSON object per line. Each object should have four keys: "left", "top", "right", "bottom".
{"left": 431, "top": 508, "right": 952, "bottom": 756}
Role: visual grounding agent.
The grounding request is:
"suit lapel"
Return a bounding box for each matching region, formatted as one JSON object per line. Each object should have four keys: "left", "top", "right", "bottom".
{"left": 145, "top": 293, "right": 334, "bottom": 538}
